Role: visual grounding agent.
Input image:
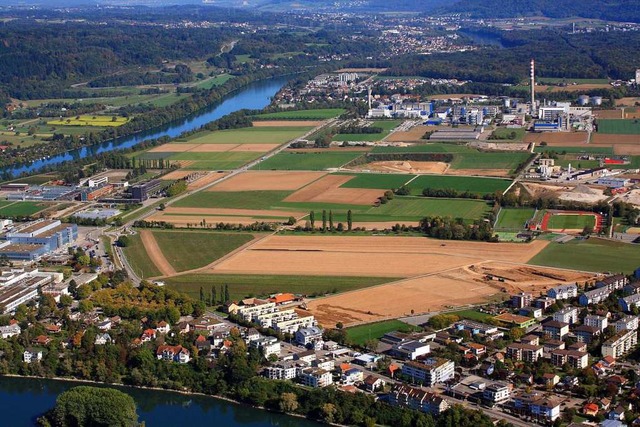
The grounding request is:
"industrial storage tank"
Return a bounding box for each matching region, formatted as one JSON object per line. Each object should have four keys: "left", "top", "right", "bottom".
{"left": 577, "top": 94, "right": 590, "bottom": 106}
{"left": 591, "top": 96, "right": 603, "bottom": 106}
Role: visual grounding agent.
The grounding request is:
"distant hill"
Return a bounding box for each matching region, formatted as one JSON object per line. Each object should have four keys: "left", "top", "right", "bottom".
{"left": 439, "top": 0, "right": 640, "bottom": 23}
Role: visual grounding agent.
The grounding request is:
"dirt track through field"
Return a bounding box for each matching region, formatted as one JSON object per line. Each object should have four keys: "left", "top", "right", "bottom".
{"left": 139, "top": 230, "right": 176, "bottom": 276}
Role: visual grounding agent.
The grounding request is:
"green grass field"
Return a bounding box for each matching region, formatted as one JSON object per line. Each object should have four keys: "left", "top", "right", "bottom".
{"left": 451, "top": 152, "right": 532, "bottom": 171}
{"left": 371, "top": 197, "right": 491, "bottom": 222}
{"left": 546, "top": 214, "right": 595, "bottom": 230}
{"left": 372, "top": 144, "right": 475, "bottom": 154}
{"left": 47, "top": 115, "right": 130, "bottom": 127}
{"left": 0, "top": 201, "right": 51, "bottom": 217}
{"left": 252, "top": 151, "right": 364, "bottom": 170}
{"left": 534, "top": 146, "right": 613, "bottom": 154}
{"left": 448, "top": 309, "right": 493, "bottom": 322}
{"left": 121, "top": 233, "right": 162, "bottom": 279}
{"left": 169, "top": 151, "right": 259, "bottom": 170}
{"left": 164, "top": 274, "right": 395, "bottom": 302}
{"left": 528, "top": 238, "right": 640, "bottom": 274}
{"left": 254, "top": 109, "right": 345, "bottom": 120}
{"left": 597, "top": 119, "right": 640, "bottom": 135}
{"left": 179, "top": 127, "right": 313, "bottom": 145}
{"left": 174, "top": 191, "right": 292, "bottom": 210}
{"left": 346, "top": 320, "right": 419, "bottom": 346}
{"left": 537, "top": 77, "right": 610, "bottom": 84}
{"left": 490, "top": 127, "right": 526, "bottom": 141}
{"left": 338, "top": 173, "right": 415, "bottom": 190}
{"left": 332, "top": 120, "right": 401, "bottom": 142}
{"left": 194, "top": 74, "right": 234, "bottom": 90}
{"left": 407, "top": 175, "right": 511, "bottom": 196}
{"left": 150, "top": 230, "right": 254, "bottom": 272}
{"left": 495, "top": 208, "right": 535, "bottom": 230}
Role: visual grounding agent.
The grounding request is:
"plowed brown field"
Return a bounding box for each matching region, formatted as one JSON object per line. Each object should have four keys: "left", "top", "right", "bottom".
{"left": 208, "top": 171, "right": 326, "bottom": 192}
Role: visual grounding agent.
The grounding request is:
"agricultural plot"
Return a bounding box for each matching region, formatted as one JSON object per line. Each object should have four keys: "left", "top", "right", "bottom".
{"left": 121, "top": 233, "right": 163, "bottom": 279}
{"left": 528, "top": 238, "right": 640, "bottom": 274}
{"left": 165, "top": 274, "right": 393, "bottom": 302}
{"left": 495, "top": 208, "right": 535, "bottom": 230}
{"left": 372, "top": 144, "right": 475, "bottom": 154}
{"left": 346, "top": 320, "right": 419, "bottom": 346}
{"left": 253, "top": 151, "right": 364, "bottom": 170}
{"left": 47, "top": 115, "right": 130, "bottom": 127}
{"left": 254, "top": 109, "right": 344, "bottom": 120}
{"left": 194, "top": 74, "right": 234, "bottom": 90}
{"left": 178, "top": 127, "right": 314, "bottom": 145}
{"left": 332, "top": 120, "right": 401, "bottom": 142}
{"left": 371, "top": 197, "right": 491, "bottom": 222}
{"left": 0, "top": 201, "right": 52, "bottom": 217}
{"left": 597, "top": 119, "right": 640, "bottom": 135}
{"left": 450, "top": 152, "right": 531, "bottom": 171}
{"left": 337, "top": 173, "right": 415, "bottom": 190}
{"left": 534, "top": 146, "right": 613, "bottom": 154}
{"left": 490, "top": 127, "right": 526, "bottom": 141}
{"left": 148, "top": 230, "right": 255, "bottom": 273}
{"left": 407, "top": 175, "right": 511, "bottom": 196}
{"left": 174, "top": 190, "right": 292, "bottom": 210}
{"left": 169, "top": 151, "right": 259, "bottom": 170}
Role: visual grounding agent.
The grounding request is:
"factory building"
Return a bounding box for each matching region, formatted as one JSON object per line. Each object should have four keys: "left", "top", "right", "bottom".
{"left": 0, "top": 219, "right": 78, "bottom": 261}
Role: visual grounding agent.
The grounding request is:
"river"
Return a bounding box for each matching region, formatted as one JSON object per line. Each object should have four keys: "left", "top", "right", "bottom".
{"left": 6, "top": 77, "right": 289, "bottom": 177}
{"left": 0, "top": 376, "right": 321, "bottom": 426}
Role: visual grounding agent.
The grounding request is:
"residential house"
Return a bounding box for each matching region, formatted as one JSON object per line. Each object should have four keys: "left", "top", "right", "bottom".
{"left": 584, "top": 314, "right": 608, "bottom": 331}
{"left": 574, "top": 325, "right": 601, "bottom": 344}
{"left": 512, "top": 292, "right": 532, "bottom": 309}
{"left": 512, "top": 392, "right": 561, "bottom": 422}
{"left": 190, "top": 316, "right": 223, "bottom": 334}
{"left": 295, "top": 326, "right": 323, "bottom": 346}
{"left": 94, "top": 333, "right": 112, "bottom": 345}
{"left": 141, "top": 329, "right": 156, "bottom": 342}
{"left": 401, "top": 358, "right": 455, "bottom": 387}
{"left": 465, "top": 342, "right": 486, "bottom": 356}
{"left": 156, "top": 345, "right": 190, "bottom": 363}
{"left": 602, "top": 329, "right": 638, "bottom": 358}
{"left": 223, "top": 301, "right": 240, "bottom": 314}
{"left": 580, "top": 288, "right": 612, "bottom": 306}
{"left": 44, "top": 324, "right": 61, "bottom": 334}
{"left": 540, "top": 373, "right": 560, "bottom": 387}
{"left": 548, "top": 284, "right": 578, "bottom": 300}
{"left": 23, "top": 348, "right": 43, "bottom": 363}
{"left": 550, "top": 350, "right": 589, "bottom": 369}
{"left": 506, "top": 343, "right": 544, "bottom": 362}
{"left": 364, "top": 375, "right": 385, "bottom": 392}
{"left": 615, "top": 315, "right": 639, "bottom": 332}
{"left": 156, "top": 321, "right": 170, "bottom": 334}
{"left": 388, "top": 384, "right": 450, "bottom": 416}
{"left": 295, "top": 349, "right": 317, "bottom": 364}
{"left": 342, "top": 367, "right": 364, "bottom": 384}
{"left": 33, "top": 335, "right": 51, "bottom": 346}
{"left": 553, "top": 307, "right": 578, "bottom": 325}
{"left": 245, "top": 328, "right": 260, "bottom": 342}
{"left": 455, "top": 320, "right": 498, "bottom": 335}
{"left": 519, "top": 307, "right": 543, "bottom": 318}
{"left": 583, "top": 402, "right": 600, "bottom": 416}
{"left": 250, "top": 336, "right": 281, "bottom": 359}
{"left": 97, "top": 319, "right": 111, "bottom": 331}
{"left": 177, "top": 322, "right": 190, "bottom": 334}
{"left": 619, "top": 294, "right": 640, "bottom": 313}
{"left": 392, "top": 340, "right": 431, "bottom": 361}
{"left": 298, "top": 367, "right": 332, "bottom": 388}
{"left": 0, "top": 324, "right": 20, "bottom": 338}
{"left": 534, "top": 296, "right": 556, "bottom": 310}
{"left": 542, "top": 320, "right": 570, "bottom": 340}
{"left": 269, "top": 293, "right": 298, "bottom": 306}
{"left": 195, "top": 335, "right": 211, "bottom": 352}
{"left": 483, "top": 382, "right": 511, "bottom": 405}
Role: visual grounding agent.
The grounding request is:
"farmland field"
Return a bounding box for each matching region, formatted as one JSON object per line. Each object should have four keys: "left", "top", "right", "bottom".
{"left": 407, "top": 175, "right": 511, "bottom": 195}
{"left": 169, "top": 152, "right": 259, "bottom": 170}
{"left": 490, "top": 127, "right": 526, "bottom": 141}
{"left": 597, "top": 119, "right": 640, "bottom": 135}
{"left": 174, "top": 190, "right": 292, "bottom": 210}
{"left": 346, "top": 320, "right": 419, "bottom": 345}
{"left": 534, "top": 146, "right": 614, "bottom": 154}
{"left": 0, "top": 201, "right": 52, "bottom": 217}
{"left": 332, "top": 120, "right": 401, "bottom": 142}
{"left": 372, "top": 197, "right": 491, "bottom": 222}
{"left": 164, "top": 273, "right": 394, "bottom": 302}
{"left": 178, "top": 127, "right": 314, "bottom": 145}
{"left": 528, "top": 238, "right": 640, "bottom": 274}
{"left": 254, "top": 109, "right": 345, "bottom": 120}
{"left": 47, "top": 115, "right": 130, "bottom": 127}
{"left": 253, "top": 151, "right": 363, "bottom": 170}
{"left": 121, "top": 233, "right": 162, "bottom": 279}
{"left": 150, "top": 230, "right": 255, "bottom": 272}
{"left": 338, "top": 173, "right": 415, "bottom": 190}
{"left": 372, "top": 144, "right": 475, "bottom": 154}
{"left": 495, "top": 208, "right": 536, "bottom": 230}
{"left": 451, "top": 152, "right": 531, "bottom": 171}
{"left": 546, "top": 214, "right": 595, "bottom": 230}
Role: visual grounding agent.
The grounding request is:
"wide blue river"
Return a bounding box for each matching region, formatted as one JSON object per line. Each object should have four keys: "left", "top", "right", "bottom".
{"left": 0, "top": 376, "right": 320, "bottom": 426}
{"left": 6, "top": 77, "right": 289, "bottom": 176}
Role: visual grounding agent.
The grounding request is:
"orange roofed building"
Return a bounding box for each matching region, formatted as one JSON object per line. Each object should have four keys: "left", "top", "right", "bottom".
{"left": 269, "top": 293, "right": 298, "bottom": 305}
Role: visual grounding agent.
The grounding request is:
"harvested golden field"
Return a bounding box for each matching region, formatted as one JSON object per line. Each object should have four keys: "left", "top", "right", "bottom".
{"left": 208, "top": 171, "right": 326, "bottom": 192}
{"left": 385, "top": 126, "right": 429, "bottom": 142}
{"left": 523, "top": 132, "right": 589, "bottom": 145}
{"left": 346, "top": 161, "right": 448, "bottom": 174}
{"left": 228, "top": 144, "right": 280, "bottom": 152}
{"left": 446, "top": 169, "right": 511, "bottom": 177}
{"left": 284, "top": 174, "right": 383, "bottom": 205}
{"left": 307, "top": 261, "right": 596, "bottom": 326}
{"left": 252, "top": 120, "right": 324, "bottom": 127}
{"left": 160, "top": 170, "right": 202, "bottom": 180}
{"left": 187, "top": 172, "right": 229, "bottom": 190}
{"left": 188, "top": 144, "right": 241, "bottom": 152}
{"left": 162, "top": 206, "right": 305, "bottom": 218}
{"left": 616, "top": 97, "right": 640, "bottom": 106}
{"left": 595, "top": 110, "right": 624, "bottom": 119}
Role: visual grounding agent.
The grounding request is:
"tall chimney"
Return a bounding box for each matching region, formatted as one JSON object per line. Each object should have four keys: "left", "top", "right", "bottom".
{"left": 530, "top": 59, "right": 536, "bottom": 115}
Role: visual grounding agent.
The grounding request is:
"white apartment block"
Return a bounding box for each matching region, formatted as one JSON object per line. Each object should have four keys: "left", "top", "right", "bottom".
{"left": 553, "top": 307, "right": 578, "bottom": 325}
{"left": 616, "top": 316, "right": 639, "bottom": 333}
{"left": 483, "top": 383, "right": 511, "bottom": 404}
{"left": 250, "top": 336, "right": 281, "bottom": 359}
{"left": 401, "top": 358, "right": 455, "bottom": 387}
{"left": 256, "top": 309, "right": 297, "bottom": 328}
{"left": 583, "top": 314, "right": 608, "bottom": 331}
{"left": 275, "top": 315, "right": 316, "bottom": 334}
{"left": 547, "top": 284, "right": 578, "bottom": 300}
{"left": 298, "top": 367, "right": 333, "bottom": 388}
{"left": 264, "top": 362, "right": 299, "bottom": 380}
{"left": 602, "top": 329, "right": 638, "bottom": 359}
{"left": 237, "top": 302, "right": 276, "bottom": 322}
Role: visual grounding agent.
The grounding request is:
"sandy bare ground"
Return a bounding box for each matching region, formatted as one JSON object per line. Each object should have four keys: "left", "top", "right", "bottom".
{"left": 149, "top": 143, "right": 198, "bottom": 153}
{"left": 524, "top": 132, "right": 589, "bottom": 145}
{"left": 284, "top": 175, "right": 383, "bottom": 205}
{"left": 229, "top": 144, "right": 281, "bottom": 152}
{"left": 385, "top": 126, "right": 429, "bottom": 143}
{"left": 209, "top": 235, "right": 549, "bottom": 278}
{"left": 163, "top": 206, "right": 305, "bottom": 218}
{"left": 446, "top": 169, "right": 511, "bottom": 177}
{"left": 187, "top": 172, "right": 229, "bottom": 191}
{"left": 208, "top": 171, "right": 326, "bottom": 192}
{"left": 616, "top": 97, "right": 640, "bottom": 106}
{"left": 160, "top": 170, "right": 204, "bottom": 180}
{"left": 307, "top": 261, "right": 596, "bottom": 326}
{"left": 346, "top": 161, "right": 449, "bottom": 174}
{"left": 139, "top": 230, "right": 177, "bottom": 276}
{"left": 147, "top": 214, "right": 285, "bottom": 227}
{"left": 595, "top": 110, "right": 624, "bottom": 119}
{"left": 252, "top": 121, "right": 324, "bottom": 127}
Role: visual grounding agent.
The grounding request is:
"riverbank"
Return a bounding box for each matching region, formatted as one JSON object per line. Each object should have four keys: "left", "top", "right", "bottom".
{"left": 0, "top": 374, "right": 323, "bottom": 427}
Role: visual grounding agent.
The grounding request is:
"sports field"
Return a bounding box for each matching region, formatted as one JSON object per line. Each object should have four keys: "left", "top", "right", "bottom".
{"left": 407, "top": 175, "right": 511, "bottom": 196}
{"left": 254, "top": 108, "right": 344, "bottom": 120}
{"left": 253, "top": 151, "right": 363, "bottom": 170}
{"left": 164, "top": 274, "right": 394, "bottom": 302}
{"left": 178, "top": 126, "right": 314, "bottom": 144}
{"left": 346, "top": 320, "right": 419, "bottom": 346}
{"left": 545, "top": 213, "right": 597, "bottom": 231}
{"left": 150, "top": 230, "right": 255, "bottom": 273}
{"left": 528, "top": 238, "right": 640, "bottom": 274}
{"left": 495, "top": 208, "right": 535, "bottom": 230}
{"left": 598, "top": 119, "right": 640, "bottom": 135}
{"left": 47, "top": 115, "right": 130, "bottom": 127}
